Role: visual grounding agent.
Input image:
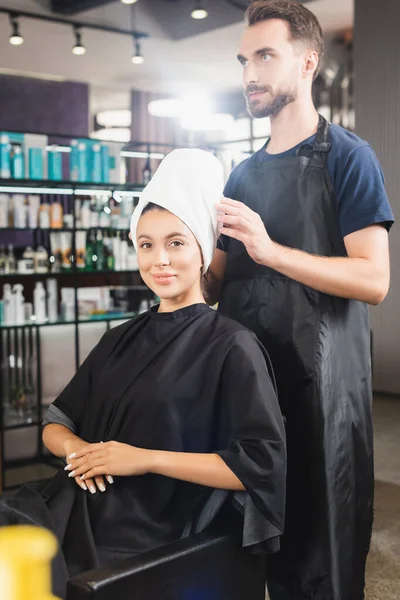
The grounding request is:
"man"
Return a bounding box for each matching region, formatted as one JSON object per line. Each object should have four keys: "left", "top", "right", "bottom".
{"left": 208, "top": 1, "right": 394, "bottom": 599}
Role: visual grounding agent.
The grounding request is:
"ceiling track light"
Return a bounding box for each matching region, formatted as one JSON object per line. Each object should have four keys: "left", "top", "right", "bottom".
{"left": 191, "top": 0, "right": 208, "bottom": 20}
{"left": 9, "top": 14, "right": 24, "bottom": 46}
{"left": 132, "top": 37, "right": 144, "bottom": 65}
{"left": 72, "top": 25, "right": 86, "bottom": 55}
{"left": 121, "top": 0, "right": 139, "bottom": 4}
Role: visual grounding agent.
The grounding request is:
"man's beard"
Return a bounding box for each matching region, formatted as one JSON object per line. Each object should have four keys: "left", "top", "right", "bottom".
{"left": 245, "top": 87, "right": 297, "bottom": 119}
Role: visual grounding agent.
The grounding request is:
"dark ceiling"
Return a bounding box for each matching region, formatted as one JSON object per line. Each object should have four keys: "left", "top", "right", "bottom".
{"left": 50, "top": 0, "right": 250, "bottom": 40}
{"left": 49, "top": 1, "right": 315, "bottom": 41}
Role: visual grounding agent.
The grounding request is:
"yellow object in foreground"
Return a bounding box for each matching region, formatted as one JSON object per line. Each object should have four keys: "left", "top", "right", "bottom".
{"left": 0, "top": 525, "right": 59, "bottom": 600}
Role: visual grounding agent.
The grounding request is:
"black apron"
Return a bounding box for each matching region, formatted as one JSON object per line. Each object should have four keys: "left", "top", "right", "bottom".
{"left": 218, "top": 116, "right": 373, "bottom": 600}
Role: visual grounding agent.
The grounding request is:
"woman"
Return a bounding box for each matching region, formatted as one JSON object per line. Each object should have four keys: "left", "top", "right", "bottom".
{"left": 0, "top": 149, "right": 286, "bottom": 598}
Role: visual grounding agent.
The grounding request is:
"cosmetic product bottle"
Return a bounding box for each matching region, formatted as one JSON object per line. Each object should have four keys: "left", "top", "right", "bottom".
{"left": 11, "top": 146, "right": 25, "bottom": 179}
{"left": 34, "top": 246, "right": 49, "bottom": 274}
{"left": 0, "top": 134, "right": 11, "bottom": 179}
{"left": 70, "top": 139, "right": 79, "bottom": 181}
{"left": 46, "top": 278, "right": 58, "bottom": 322}
{"left": 33, "top": 281, "right": 46, "bottom": 323}
{"left": 50, "top": 196, "right": 63, "bottom": 229}
{"left": 13, "top": 284, "right": 25, "bottom": 324}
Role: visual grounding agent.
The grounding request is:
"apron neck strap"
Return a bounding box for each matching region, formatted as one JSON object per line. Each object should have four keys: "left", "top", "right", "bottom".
{"left": 296, "top": 114, "right": 331, "bottom": 158}
{"left": 313, "top": 114, "right": 331, "bottom": 152}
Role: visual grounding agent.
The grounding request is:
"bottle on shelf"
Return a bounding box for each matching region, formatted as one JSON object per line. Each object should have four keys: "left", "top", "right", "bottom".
{"left": 13, "top": 283, "right": 25, "bottom": 325}
{"left": 103, "top": 231, "right": 114, "bottom": 270}
{"left": 0, "top": 133, "right": 11, "bottom": 179}
{"left": 120, "top": 231, "right": 128, "bottom": 271}
{"left": 20, "top": 246, "right": 35, "bottom": 274}
{"left": 50, "top": 196, "right": 63, "bottom": 229}
{"left": 0, "top": 244, "right": 6, "bottom": 274}
{"left": 85, "top": 230, "right": 96, "bottom": 271}
{"left": 80, "top": 199, "right": 91, "bottom": 229}
{"left": 49, "top": 232, "right": 62, "bottom": 272}
{"left": 90, "top": 196, "right": 100, "bottom": 228}
{"left": 3, "top": 283, "right": 14, "bottom": 324}
{"left": 113, "top": 231, "right": 121, "bottom": 271}
{"left": 76, "top": 231, "right": 87, "bottom": 270}
{"left": 6, "top": 244, "right": 16, "bottom": 274}
{"left": 33, "top": 281, "right": 47, "bottom": 323}
{"left": 34, "top": 246, "right": 49, "bottom": 274}
{"left": 96, "top": 230, "right": 104, "bottom": 271}
{"left": 39, "top": 198, "right": 51, "bottom": 229}
{"left": 142, "top": 156, "right": 152, "bottom": 185}
{"left": 70, "top": 139, "right": 79, "bottom": 181}
{"left": 11, "top": 146, "right": 25, "bottom": 179}
{"left": 46, "top": 278, "right": 58, "bottom": 322}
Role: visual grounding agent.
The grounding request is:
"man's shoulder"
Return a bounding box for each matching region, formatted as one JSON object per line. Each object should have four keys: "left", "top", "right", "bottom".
{"left": 328, "top": 124, "right": 370, "bottom": 158}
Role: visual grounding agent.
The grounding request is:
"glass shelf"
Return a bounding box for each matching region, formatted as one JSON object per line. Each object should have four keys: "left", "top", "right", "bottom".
{"left": 0, "top": 178, "right": 144, "bottom": 194}
{"left": 0, "top": 227, "right": 130, "bottom": 232}
{"left": 0, "top": 311, "right": 141, "bottom": 330}
{"left": 1, "top": 269, "right": 139, "bottom": 278}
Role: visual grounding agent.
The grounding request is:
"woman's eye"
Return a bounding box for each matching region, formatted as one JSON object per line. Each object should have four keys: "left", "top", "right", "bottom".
{"left": 170, "top": 241, "right": 183, "bottom": 248}
{"left": 140, "top": 242, "right": 151, "bottom": 249}
{"left": 261, "top": 54, "right": 270, "bottom": 62}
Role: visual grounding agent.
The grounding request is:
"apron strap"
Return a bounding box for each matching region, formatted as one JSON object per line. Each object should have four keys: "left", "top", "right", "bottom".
{"left": 296, "top": 114, "right": 331, "bottom": 159}
{"left": 313, "top": 114, "right": 331, "bottom": 152}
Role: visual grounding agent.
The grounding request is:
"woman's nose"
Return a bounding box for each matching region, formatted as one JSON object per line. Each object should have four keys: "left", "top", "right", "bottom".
{"left": 154, "top": 248, "right": 170, "bottom": 267}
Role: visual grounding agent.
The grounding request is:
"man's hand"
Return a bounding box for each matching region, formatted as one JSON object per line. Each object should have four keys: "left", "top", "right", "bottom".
{"left": 64, "top": 441, "right": 153, "bottom": 481}
{"left": 216, "top": 197, "right": 278, "bottom": 266}
{"left": 63, "top": 438, "right": 111, "bottom": 494}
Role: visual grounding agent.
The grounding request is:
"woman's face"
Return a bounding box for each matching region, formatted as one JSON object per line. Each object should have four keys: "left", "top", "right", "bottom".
{"left": 136, "top": 208, "right": 203, "bottom": 304}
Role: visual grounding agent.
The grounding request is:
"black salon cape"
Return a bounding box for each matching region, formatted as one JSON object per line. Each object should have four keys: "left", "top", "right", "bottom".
{"left": 0, "top": 304, "right": 286, "bottom": 598}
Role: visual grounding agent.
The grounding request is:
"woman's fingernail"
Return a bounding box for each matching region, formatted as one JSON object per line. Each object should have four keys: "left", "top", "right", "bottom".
{"left": 81, "top": 483, "right": 87, "bottom": 491}
{"left": 80, "top": 475, "right": 85, "bottom": 480}
{"left": 64, "top": 464, "right": 72, "bottom": 470}
{"left": 99, "top": 484, "right": 106, "bottom": 492}
{"left": 68, "top": 453, "right": 76, "bottom": 459}
{"left": 89, "top": 486, "right": 96, "bottom": 494}
{"left": 106, "top": 476, "right": 114, "bottom": 484}
{"left": 68, "top": 471, "right": 75, "bottom": 478}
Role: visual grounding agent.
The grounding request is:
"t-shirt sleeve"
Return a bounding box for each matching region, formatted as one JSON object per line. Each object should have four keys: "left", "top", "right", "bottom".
{"left": 215, "top": 330, "right": 286, "bottom": 553}
{"left": 336, "top": 144, "right": 394, "bottom": 238}
{"left": 216, "top": 172, "right": 239, "bottom": 252}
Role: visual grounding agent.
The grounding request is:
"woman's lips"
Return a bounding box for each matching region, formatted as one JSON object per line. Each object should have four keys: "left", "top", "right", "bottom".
{"left": 152, "top": 274, "right": 176, "bottom": 285}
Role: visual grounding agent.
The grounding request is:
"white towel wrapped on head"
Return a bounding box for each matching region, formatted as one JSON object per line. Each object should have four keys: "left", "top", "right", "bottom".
{"left": 130, "top": 148, "right": 224, "bottom": 272}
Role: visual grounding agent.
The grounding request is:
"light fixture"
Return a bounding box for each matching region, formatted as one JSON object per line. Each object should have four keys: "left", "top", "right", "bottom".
{"left": 91, "top": 128, "right": 131, "bottom": 143}
{"left": 9, "top": 14, "right": 24, "bottom": 46}
{"left": 72, "top": 25, "right": 86, "bottom": 55}
{"left": 132, "top": 38, "right": 144, "bottom": 64}
{"left": 191, "top": 0, "right": 208, "bottom": 20}
{"left": 148, "top": 98, "right": 181, "bottom": 118}
{"left": 96, "top": 110, "right": 132, "bottom": 128}
{"left": 121, "top": 0, "right": 138, "bottom": 4}
{"left": 181, "top": 113, "right": 234, "bottom": 132}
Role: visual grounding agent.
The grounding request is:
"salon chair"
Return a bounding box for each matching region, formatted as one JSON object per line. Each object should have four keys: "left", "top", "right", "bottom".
{"left": 67, "top": 531, "right": 266, "bottom": 600}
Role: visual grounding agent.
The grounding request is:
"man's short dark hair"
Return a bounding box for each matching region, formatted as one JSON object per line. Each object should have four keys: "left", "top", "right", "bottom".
{"left": 245, "top": 0, "right": 324, "bottom": 79}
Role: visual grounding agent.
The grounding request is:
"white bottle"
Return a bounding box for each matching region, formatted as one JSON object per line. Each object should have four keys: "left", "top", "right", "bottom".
{"left": 34, "top": 282, "right": 47, "bottom": 323}
{"left": 13, "top": 284, "right": 25, "bottom": 324}
{"left": 34, "top": 246, "right": 49, "bottom": 274}
{"left": 22, "top": 246, "right": 35, "bottom": 274}
{"left": 119, "top": 235, "right": 128, "bottom": 271}
{"left": 80, "top": 200, "right": 91, "bottom": 229}
{"left": 3, "top": 283, "right": 14, "bottom": 325}
{"left": 46, "top": 278, "right": 58, "bottom": 322}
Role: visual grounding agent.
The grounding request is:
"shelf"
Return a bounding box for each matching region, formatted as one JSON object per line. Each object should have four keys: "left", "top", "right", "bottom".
{"left": 0, "top": 178, "right": 144, "bottom": 194}
{"left": 1, "top": 269, "right": 140, "bottom": 278}
{"left": 0, "top": 227, "right": 130, "bottom": 232}
{"left": 0, "top": 310, "right": 142, "bottom": 330}
{"left": 3, "top": 416, "right": 41, "bottom": 431}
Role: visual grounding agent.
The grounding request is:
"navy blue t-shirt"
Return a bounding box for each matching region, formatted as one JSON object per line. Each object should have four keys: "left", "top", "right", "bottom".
{"left": 219, "top": 124, "right": 394, "bottom": 250}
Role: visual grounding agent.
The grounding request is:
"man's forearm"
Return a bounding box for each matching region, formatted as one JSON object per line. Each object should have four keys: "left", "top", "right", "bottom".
{"left": 268, "top": 243, "right": 388, "bottom": 305}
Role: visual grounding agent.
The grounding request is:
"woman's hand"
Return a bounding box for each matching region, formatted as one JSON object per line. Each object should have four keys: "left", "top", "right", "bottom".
{"left": 63, "top": 438, "right": 111, "bottom": 494}
{"left": 64, "top": 441, "right": 154, "bottom": 480}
